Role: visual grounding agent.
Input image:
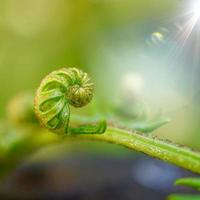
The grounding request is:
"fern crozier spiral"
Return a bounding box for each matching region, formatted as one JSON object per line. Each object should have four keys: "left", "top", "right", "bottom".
{"left": 34, "top": 67, "right": 94, "bottom": 134}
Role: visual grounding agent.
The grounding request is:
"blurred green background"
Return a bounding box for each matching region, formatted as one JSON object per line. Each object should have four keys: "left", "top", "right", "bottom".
{"left": 1, "top": 0, "right": 200, "bottom": 149}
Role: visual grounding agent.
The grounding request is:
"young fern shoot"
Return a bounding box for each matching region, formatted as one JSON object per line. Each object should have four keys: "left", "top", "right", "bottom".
{"left": 34, "top": 68, "right": 106, "bottom": 135}
{"left": 34, "top": 67, "right": 200, "bottom": 174}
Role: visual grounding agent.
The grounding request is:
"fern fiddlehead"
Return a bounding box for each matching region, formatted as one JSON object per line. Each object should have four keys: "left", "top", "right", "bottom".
{"left": 34, "top": 67, "right": 106, "bottom": 135}
{"left": 32, "top": 67, "right": 200, "bottom": 174}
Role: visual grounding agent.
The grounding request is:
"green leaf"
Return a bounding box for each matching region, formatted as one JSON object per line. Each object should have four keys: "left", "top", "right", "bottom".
{"left": 168, "top": 194, "right": 200, "bottom": 200}
{"left": 175, "top": 178, "right": 200, "bottom": 190}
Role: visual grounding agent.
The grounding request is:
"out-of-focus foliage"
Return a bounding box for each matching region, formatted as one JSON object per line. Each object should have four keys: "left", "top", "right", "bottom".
{"left": 0, "top": 120, "right": 59, "bottom": 177}
{"left": 168, "top": 195, "right": 200, "bottom": 200}
{"left": 7, "top": 93, "right": 37, "bottom": 124}
{"left": 168, "top": 177, "right": 200, "bottom": 200}
{"left": 175, "top": 177, "right": 200, "bottom": 190}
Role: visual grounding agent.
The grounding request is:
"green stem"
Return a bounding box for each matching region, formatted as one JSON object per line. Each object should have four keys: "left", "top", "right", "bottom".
{"left": 70, "top": 126, "right": 200, "bottom": 174}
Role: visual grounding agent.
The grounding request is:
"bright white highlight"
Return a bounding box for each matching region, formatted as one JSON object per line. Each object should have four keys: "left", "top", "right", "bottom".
{"left": 191, "top": 1, "right": 200, "bottom": 20}
{"left": 172, "top": 0, "right": 200, "bottom": 53}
